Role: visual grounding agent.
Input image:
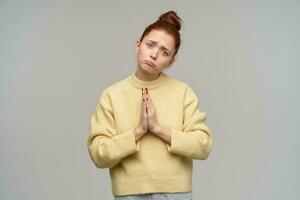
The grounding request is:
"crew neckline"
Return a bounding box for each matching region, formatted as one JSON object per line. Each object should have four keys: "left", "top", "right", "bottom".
{"left": 127, "top": 72, "right": 168, "bottom": 89}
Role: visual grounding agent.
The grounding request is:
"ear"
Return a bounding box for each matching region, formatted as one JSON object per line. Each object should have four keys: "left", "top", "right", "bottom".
{"left": 169, "top": 56, "right": 176, "bottom": 65}
{"left": 135, "top": 40, "right": 141, "bottom": 55}
{"left": 165, "top": 59, "right": 174, "bottom": 69}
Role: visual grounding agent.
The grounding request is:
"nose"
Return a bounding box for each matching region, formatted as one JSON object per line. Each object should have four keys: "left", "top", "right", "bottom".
{"left": 150, "top": 48, "right": 159, "bottom": 60}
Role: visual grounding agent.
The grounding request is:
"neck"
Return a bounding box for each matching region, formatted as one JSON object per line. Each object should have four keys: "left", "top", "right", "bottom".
{"left": 135, "top": 66, "right": 161, "bottom": 81}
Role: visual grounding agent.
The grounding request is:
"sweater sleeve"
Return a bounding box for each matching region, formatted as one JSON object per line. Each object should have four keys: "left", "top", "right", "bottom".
{"left": 166, "top": 85, "right": 213, "bottom": 160}
{"left": 87, "top": 89, "right": 141, "bottom": 169}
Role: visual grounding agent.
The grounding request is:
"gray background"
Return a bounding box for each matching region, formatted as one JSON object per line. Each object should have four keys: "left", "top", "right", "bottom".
{"left": 1, "top": 0, "right": 299, "bottom": 199}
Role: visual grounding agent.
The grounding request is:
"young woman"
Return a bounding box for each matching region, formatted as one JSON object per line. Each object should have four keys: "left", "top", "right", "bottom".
{"left": 87, "top": 10, "right": 213, "bottom": 200}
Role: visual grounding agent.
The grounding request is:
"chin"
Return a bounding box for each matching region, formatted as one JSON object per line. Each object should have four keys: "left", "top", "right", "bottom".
{"left": 141, "top": 64, "right": 155, "bottom": 73}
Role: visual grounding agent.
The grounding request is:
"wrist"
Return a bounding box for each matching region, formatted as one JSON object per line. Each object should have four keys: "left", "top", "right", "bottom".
{"left": 134, "top": 126, "right": 145, "bottom": 136}
{"left": 152, "top": 124, "right": 161, "bottom": 135}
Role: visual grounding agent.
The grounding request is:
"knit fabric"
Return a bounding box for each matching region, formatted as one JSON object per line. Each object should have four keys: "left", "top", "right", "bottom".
{"left": 87, "top": 72, "right": 213, "bottom": 196}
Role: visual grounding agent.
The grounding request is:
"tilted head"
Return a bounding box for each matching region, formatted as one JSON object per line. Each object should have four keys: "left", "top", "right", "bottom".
{"left": 135, "top": 11, "right": 183, "bottom": 75}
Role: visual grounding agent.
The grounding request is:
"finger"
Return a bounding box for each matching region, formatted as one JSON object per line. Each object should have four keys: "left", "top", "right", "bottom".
{"left": 143, "top": 87, "right": 147, "bottom": 102}
{"left": 147, "top": 97, "right": 155, "bottom": 114}
{"left": 143, "top": 88, "right": 147, "bottom": 102}
{"left": 142, "top": 89, "right": 147, "bottom": 109}
{"left": 146, "top": 92, "right": 153, "bottom": 106}
{"left": 149, "top": 103, "right": 153, "bottom": 114}
{"left": 145, "top": 88, "right": 149, "bottom": 101}
{"left": 144, "top": 100, "right": 148, "bottom": 115}
{"left": 146, "top": 88, "right": 151, "bottom": 102}
{"left": 146, "top": 92, "right": 150, "bottom": 102}
{"left": 141, "top": 88, "right": 144, "bottom": 104}
{"left": 144, "top": 89, "right": 151, "bottom": 109}
{"left": 142, "top": 89, "right": 147, "bottom": 113}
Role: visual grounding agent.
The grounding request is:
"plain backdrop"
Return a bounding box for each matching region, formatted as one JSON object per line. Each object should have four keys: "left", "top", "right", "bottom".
{"left": 1, "top": 0, "right": 299, "bottom": 200}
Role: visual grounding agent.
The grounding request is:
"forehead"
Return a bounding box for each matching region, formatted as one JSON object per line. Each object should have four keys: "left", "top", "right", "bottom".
{"left": 143, "top": 30, "right": 175, "bottom": 50}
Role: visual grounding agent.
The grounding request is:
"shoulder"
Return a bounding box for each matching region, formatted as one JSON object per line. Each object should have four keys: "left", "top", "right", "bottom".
{"left": 165, "top": 75, "right": 201, "bottom": 104}
{"left": 164, "top": 74, "right": 194, "bottom": 93}
{"left": 99, "top": 75, "right": 130, "bottom": 96}
{"left": 95, "top": 77, "right": 128, "bottom": 109}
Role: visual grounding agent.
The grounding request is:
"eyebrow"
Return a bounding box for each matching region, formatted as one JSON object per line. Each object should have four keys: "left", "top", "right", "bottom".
{"left": 147, "top": 40, "right": 171, "bottom": 52}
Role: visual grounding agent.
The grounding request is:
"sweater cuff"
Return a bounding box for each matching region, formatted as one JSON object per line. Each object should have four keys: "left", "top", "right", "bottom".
{"left": 115, "top": 128, "right": 141, "bottom": 156}
{"left": 166, "top": 128, "right": 187, "bottom": 154}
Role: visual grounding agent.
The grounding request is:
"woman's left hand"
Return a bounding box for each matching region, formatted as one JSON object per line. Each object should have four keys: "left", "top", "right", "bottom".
{"left": 144, "top": 88, "right": 160, "bottom": 134}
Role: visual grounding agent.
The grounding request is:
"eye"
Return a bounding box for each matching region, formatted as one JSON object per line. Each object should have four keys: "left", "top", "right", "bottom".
{"left": 146, "top": 43, "right": 154, "bottom": 48}
{"left": 162, "top": 51, "right": 169, "bottom": 56}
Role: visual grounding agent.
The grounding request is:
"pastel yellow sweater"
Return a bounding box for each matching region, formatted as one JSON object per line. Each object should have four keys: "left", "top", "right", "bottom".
{"left": 87, "top": 72, "right": 213, "bottom": 196}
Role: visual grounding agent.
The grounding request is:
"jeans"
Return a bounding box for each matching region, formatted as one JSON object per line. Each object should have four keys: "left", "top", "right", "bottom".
{"left": 114, "top": 192, "right": 192, "bottom": 200}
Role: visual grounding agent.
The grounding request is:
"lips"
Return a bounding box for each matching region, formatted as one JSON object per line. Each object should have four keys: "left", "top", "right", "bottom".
{"left": 145, "top": 60, "right": 156, "bottom": 67}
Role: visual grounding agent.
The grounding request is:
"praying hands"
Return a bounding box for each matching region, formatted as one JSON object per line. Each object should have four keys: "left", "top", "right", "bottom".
{"left": 134, "top": 87, "right": 172, "bottom": 144}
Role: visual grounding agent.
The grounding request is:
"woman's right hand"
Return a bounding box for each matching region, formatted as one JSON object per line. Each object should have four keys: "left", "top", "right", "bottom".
{"left": 134, "top": 87, "right": 148, "bottom": 142}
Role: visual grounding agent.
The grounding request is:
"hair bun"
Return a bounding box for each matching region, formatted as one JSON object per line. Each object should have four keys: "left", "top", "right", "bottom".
{"left": 157, "top": 10, "right": 182, "bottom": 32}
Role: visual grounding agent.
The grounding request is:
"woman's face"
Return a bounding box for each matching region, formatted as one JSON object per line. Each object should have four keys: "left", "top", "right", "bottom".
{"left": 135, "top": 29, "right": 176, "bottom": 75}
